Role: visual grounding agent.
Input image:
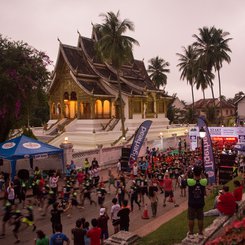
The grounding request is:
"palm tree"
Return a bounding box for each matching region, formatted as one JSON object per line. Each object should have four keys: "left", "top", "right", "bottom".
{"left": 176, "top": 45, "right": 197, "bottom": 110}
{"left": 193, "top": 26, "right": 232, "bottom": 124}
{"left": 147, "top": 56, "right": 170, "bottom": 90}
{"left": 195, "top": 67, "right": 215, "bottom": 100}
{"left": 95, "top": 11, "right": 139, "bottom": 137}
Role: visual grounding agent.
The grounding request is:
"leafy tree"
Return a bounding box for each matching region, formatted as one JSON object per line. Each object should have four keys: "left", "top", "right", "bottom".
{"left": 147, "top": 56, "right": 170, "bottom": 89}
{"left": 205, "top": 106, "right": 216, "bottom": 125}
{"left": 184, "top": 107, "right": 197, "bottom": 124}
{"left": 95, "top": 11, "right": 139, "bottom": 137}
{"left": 0, "top": 35, "right": 51, "bottom": 142}
{"left": 177, "top": 45, "right": 197, "bottom": 110}
{"left": 193, "top": 26, "right": 232, "bottom": 123}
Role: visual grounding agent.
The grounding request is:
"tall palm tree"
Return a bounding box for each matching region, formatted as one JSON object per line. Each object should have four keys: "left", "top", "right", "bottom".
{"left": 193, "top": 26, "right": 232, "bottom": 123}
{"left": 95, "top": 11, "right": 139, "bottom": 137}
{"left": 147, "top": 56, "right": 170, "bottom": 89}
{"left": 176, "top": 45, "right": 197, "bottom": 110}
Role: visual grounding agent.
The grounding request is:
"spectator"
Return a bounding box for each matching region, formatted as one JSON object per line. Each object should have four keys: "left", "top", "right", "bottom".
{"left": 35, "top": 230, "right": 49, "bottom": 245}
{"left": 110, "top": 198, "right": 120, "bottom": 234}
{"left": 71, "top": 219, "right": 86, "bottom": 245}
{"left": 83, "top": 158, "right": 90, "bottom": 175}
{"left": 117, "top": 200, "right": 130, "bottom": 231}
{"left": 149, "top": 181, "right": 158, "bottom": 217}
{"left": 97, "top": 208, "right": 109, "bottom": 244}
{"left": 92, "top": 158, "right": 99, "bottom": 168}
{"left": 83, "top": 222, "right": 90, "bottom": 245}
{"left": 50, "top": 223, "right": 70, "bottom": 245}
{"left": 233, "top": 180, "right": 243, "bottom": 203}
{"left": 87, "top": 218, "right": 101, "bottom": 245}
{"left": 204, "top": 185, "right": 236, "bottom": 217}
{"left": 70, "top": 160, "right": 76, "bottom": 171}
{"left": 186, "top": 165, "right": 207, "bottom": 240}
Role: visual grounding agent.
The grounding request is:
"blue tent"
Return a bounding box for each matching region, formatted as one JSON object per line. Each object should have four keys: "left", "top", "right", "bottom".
{"left": 0, "top": 135, "right": 64, "bottom": 179}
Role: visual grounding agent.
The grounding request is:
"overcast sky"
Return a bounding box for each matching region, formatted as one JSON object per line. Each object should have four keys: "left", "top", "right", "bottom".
{"left": 1, "top": 0, "right": 245, "bottom": 103}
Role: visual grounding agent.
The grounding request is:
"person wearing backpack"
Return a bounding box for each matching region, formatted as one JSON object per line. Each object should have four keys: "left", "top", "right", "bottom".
{"left": 186, "top": 165, "right": 207, "bottom": 241}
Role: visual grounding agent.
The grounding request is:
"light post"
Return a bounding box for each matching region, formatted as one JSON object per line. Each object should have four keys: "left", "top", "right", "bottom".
{"left": 160, "top": 132, "right": 163, "bottom": 151}
{"left": 199, "top": 127, "right": 206, "bottom": 171}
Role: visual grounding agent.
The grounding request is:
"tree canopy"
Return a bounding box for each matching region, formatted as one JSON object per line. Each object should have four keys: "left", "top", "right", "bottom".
{"left": 0, "top": 35, "right": 51, "bottom": 142}
{"left": 147, "top": 56, "right": 170, "bottom": 89}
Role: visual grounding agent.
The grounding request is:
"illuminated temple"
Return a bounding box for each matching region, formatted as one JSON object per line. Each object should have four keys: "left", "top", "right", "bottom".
{"left": 47, "top": 29, "right": 171, "bottom": 150}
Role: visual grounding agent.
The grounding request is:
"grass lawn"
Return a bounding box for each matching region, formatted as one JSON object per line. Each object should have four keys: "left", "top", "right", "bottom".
{"left": 136, "top": 176, "right": 242, "bottom": 245}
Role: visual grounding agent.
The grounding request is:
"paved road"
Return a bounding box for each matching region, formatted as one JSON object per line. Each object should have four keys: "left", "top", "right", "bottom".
{"left": 0, "top": 168, "right": 187, "bottom": 244}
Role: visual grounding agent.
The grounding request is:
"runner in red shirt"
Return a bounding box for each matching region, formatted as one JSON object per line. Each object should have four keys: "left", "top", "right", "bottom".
{"left": 162, "top": 173, "right": 179, "bottom": 207}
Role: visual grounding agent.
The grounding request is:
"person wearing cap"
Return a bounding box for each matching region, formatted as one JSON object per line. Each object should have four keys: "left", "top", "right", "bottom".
{"left": 186, "top": 165, "right": 207, "bottom": 241}
{"left": 97, "top": 207, "right": 109, "bottom": 244}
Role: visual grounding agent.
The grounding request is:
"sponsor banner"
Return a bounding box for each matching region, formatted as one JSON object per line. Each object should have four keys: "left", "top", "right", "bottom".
{"left": 189, "top": 127, "right": 198, "bottom": 151}
{"left": 129, "top": 120, "right": 152, "bottom": 161}
{"left": 34, "top": 153, "right": 48, "bottom": 159}
{"left": 238, "top": 135, "right": 245, "bottom": 144}
{"left": 198, "top": 117, "right": 216, "bottom": 184}
{"left": 189, "top": 126, "right": 244, "bottom": 138}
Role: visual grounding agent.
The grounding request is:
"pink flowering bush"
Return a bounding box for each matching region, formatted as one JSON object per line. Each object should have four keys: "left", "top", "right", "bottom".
{"left": 206, "top": 217, "right": 245, "bottom": 245}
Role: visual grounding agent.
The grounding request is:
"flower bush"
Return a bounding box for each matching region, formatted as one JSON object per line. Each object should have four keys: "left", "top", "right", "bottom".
{"left": 206, "top": 217, "right": 245, "bottom": 245}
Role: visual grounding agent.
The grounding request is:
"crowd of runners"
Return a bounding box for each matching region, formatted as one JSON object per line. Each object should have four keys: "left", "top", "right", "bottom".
{"left": 0, "top": 141, "right": 244, "bottom": 244}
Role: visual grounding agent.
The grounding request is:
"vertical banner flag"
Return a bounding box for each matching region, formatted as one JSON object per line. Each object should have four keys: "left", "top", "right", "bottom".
{"left": 197, "top": 117, "right": 216, "bottom": 184}
{"left": 129, "top": 120, "right": 152, "bottom": 161}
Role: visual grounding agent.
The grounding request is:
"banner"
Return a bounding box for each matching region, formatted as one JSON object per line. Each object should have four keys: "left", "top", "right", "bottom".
{"left": 189, "top": 127, "right": 198, "bottom": 151}
{"left": 197, "top": 117, "right": 216, "bottom": 184}
{"left": 129, "top": 120, "right": 152, "bottom": 161}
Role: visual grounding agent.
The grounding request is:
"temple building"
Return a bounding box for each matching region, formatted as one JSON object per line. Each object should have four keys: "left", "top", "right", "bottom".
{"left": 47, "top": 29, "right": 171, "bottom": 150}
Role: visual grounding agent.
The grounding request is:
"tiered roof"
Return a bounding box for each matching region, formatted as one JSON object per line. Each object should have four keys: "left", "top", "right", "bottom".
{"left": 51, "top": 31, "right": 166, "bottom": 98}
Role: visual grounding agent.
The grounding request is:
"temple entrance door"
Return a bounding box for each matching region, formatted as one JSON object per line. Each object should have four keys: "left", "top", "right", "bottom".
{"left": 69, "top": 101, "right": 77, "bottom": 118}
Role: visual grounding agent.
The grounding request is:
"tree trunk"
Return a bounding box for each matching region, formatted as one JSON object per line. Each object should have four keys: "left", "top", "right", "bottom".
{"left": 202, "top": 89, "right": 205, "bottom": 100}
{"left": 217, "top": 68, "right": 223, "bottom": 125}
{"left": 117, "top": 70, "right": 126, "bottom": 137}
{"left": 191, "top": 82, "right": 195, "bottom": 110}
{"left": 210, "top": 84, "right": 215, "bottom": 107}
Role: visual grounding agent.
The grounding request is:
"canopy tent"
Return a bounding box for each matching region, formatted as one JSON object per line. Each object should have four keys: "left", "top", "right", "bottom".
{"left": 0, "top": 135, "right": 64, "bottom": 180}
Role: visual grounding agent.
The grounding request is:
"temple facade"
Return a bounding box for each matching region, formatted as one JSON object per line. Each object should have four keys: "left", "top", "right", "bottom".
{"left": 47, "top": 29, "right": 171, "bottom": 150}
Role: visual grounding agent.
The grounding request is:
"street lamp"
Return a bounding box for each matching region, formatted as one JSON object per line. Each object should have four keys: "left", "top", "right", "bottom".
{"left": 199, "top": 127, "right": 206, "bottom": 171}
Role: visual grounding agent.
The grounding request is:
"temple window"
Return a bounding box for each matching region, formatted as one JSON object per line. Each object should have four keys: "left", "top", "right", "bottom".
{"left": 103, "top": 100, "right": 110, "bottom": 118}
{"left": 63, "top": 92, "right": 69, "bottom": 102}
{"left": 70, "top": 91, "right": 77, "bottom": 100}
{"left": 95, "top": 100, "right": 103, "bottom": 118}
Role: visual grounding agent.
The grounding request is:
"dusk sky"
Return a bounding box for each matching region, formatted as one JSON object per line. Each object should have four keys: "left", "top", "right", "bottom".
{"left": 1, "top": 0, "right": 244, "bottom": 103}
